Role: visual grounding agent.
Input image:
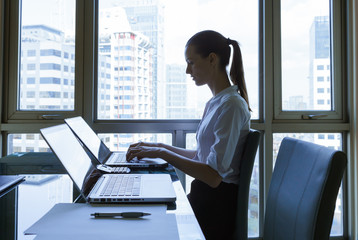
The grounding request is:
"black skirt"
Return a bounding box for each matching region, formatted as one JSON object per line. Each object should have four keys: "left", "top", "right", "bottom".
{"left": 187, "top": 179, "right": 239, "bottom": 240}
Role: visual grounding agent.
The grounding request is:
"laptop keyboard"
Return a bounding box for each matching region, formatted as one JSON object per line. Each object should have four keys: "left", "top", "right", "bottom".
{"left": 100, "top": 175, "right": 141, "bottom": 196}
{"left": 108, "top": 153, "right": 126, "bottom": 163}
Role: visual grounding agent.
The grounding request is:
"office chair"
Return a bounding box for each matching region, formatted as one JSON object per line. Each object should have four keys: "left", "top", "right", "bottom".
{"left": 235, "top": 129, "right": 261, "bottom": 240}
{"left": 264, "top": 137, "right": 347, "bottom": 240}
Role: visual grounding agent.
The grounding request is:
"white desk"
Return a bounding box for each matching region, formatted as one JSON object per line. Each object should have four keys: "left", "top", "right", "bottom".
{"left": 170, "top": 181, "right": 204, "bottom": 240}
{"left": 24, "top": 181, "right": 204, "bottom": 240}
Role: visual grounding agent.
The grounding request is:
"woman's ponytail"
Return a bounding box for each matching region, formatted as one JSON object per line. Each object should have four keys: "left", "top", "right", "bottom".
{"left": 228, "top": 39, "right": 251, "bottom": 112}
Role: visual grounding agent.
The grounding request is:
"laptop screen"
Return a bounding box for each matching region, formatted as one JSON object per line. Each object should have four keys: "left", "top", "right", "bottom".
{"left": 40, "top": 124, "right": 98, "bottom": 199}
{"left": 64, "top": 117, "right": 111, "bottom": 164}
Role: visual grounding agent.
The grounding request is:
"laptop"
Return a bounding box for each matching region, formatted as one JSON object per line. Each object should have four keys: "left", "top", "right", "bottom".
{"left": 0, "top": 175, "right": 25, "bottom": 198}
{"left": 64, "top": 116, "right": 168, "bottom": 168}
{"left": 40, "top": 124, "right": 176, "bottom": 203}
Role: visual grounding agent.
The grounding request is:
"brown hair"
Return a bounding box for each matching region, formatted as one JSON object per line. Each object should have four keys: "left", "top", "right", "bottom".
{"left": 186, "top": 30, "right": 251, "bottom": 111}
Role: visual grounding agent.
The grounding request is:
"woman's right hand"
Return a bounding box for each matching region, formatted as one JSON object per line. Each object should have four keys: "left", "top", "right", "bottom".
{"left": 126, "top": 142, "right": 163, "bottom": 161}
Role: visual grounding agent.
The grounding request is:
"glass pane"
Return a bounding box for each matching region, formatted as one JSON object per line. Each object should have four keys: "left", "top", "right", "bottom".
{"left": 186, "top": 133, "right": 260, "bottom": 237}
{"left": 17, "top": 175, "right": 73, "bottom": 240}
{"left": 8, "top": 134, "right": 51, "bottom": 153}
{"left": 281, "top": 0, "right": 331, "bottom": 111}
{"left": 97, "top": 0, "right": 258, "bottom": 120}
{"left": 19, "top": 0, "right": 76, "bottom": 111}
{"left": 273, "top": 133, "right": 343, "bottom": 236}
{"left": 7, "top": 134, "right": 73, "bottom": 240}
{"left": 97, "top": 133, "right": 172, "bottom": 152}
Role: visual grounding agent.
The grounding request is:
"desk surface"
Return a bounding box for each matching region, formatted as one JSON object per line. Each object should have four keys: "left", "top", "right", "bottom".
{"left": 0, "top": 152, "right": 204, "bottom": 240}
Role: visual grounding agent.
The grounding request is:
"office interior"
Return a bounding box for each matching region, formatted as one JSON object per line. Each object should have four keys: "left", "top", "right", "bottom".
{"left": 0, "top": 0, "right": 358, "bottom": 239}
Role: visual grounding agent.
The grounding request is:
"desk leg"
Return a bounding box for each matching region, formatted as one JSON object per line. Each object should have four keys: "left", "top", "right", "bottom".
{"left": 0, "top": 188, "right": 18, "bottom": 240}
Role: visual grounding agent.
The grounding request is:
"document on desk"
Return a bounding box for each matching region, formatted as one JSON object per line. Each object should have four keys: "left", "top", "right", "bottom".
{"left": 25, "top": 203, "right": 179, "bottom": 240}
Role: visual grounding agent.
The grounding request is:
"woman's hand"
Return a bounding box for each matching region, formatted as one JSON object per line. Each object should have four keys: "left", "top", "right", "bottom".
{"left": 126, "top": 144, "right": 166, "bottom": 162}
{"left": 128, "top": 141, "right": 160, "bottom": 149}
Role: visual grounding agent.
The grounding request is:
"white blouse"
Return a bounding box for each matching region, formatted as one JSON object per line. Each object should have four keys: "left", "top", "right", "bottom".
{"left": 193, "top": 85, "right": 251, "bottom": 185}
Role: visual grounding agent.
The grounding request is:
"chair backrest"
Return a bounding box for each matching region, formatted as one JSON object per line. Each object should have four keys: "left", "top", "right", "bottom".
{"left": 264, "top": 137, "right": 347, "bottom": 240}
{"left": 235, "top": 129, "right": 261, "bottom": 240}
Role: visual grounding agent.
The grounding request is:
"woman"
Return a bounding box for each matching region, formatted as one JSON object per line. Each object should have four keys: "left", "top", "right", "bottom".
{"left": 126, "top": 30, "right": 251, "bottom": 239}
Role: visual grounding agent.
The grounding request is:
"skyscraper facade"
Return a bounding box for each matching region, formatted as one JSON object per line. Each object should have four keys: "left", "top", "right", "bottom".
{"left": 20, "top": 25, "right": 75, "bottom": 111}
{"left": 309, "top": 16, "right": 331, "bottom": 111}
{"left": 105, "top": 0, "right": 165, "bottom": 118}
{"left": 166, "top": 64, "right": 196, "bottom": 119}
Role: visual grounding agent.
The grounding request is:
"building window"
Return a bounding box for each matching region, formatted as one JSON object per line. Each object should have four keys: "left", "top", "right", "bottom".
{"left": 27, "top": 63, "right": 36, "bottom": 70}
{"left": 27, "top": 77, "right": 35, "bottom": 84}
{"left": 40, "top": 63, "right": 61, "bottom": 70}
{"left": 317, "top": 88, "right": 325, "bottom": 93}
{"left": 317, "top": 76, "right": 325, "bottom": 82}
{"left": 27, "top": 50, "right": 36, "bottom": 57}
{"left": 40, "top": 49, "right": 61, "bottom": 57}
{"left": 317, "top": 65, "right": 325, "bottom": 70}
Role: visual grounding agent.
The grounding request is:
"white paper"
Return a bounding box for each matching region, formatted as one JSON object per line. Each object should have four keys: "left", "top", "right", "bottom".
{"left": 25, "top": 203, "right": 179, "bottom": 240}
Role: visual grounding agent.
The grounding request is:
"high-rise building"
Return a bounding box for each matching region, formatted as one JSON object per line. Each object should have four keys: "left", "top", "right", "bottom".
{"left": 103, "top": 0, "right": 165, "bottom": 118}
{"left": 20, "top": 25, "right": 75, "bottom": 111}
{"left": 98, "top": 7, "right": 153, "bottom": 121}
{"left": 97, "top": 6, "right": 154, "bottom": 150}
{"left": 166, "top": 64, "right": 196, "bottom": 119}
{"left": 309, "top": 16, "right": 331, "bottom": 111}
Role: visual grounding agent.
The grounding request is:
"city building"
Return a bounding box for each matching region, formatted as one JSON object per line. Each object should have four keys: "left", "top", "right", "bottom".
{"left": 20, "top": 25, "right": 75, "bottom": 111}
{"left": 105, "top": 0, "right": 166, "bottom": 118}
{"left": 165, "top": 64, "right": 196, "bottom": 119}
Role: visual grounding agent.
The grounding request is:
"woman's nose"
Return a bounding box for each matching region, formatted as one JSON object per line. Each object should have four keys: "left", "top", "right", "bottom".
{"left": 186, "top": 65, "right": 191, "bottom": 74}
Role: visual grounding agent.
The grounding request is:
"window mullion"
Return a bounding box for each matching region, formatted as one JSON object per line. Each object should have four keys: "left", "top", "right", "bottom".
{"left": 82, "top": 0, "right": 94, "bottom": 122}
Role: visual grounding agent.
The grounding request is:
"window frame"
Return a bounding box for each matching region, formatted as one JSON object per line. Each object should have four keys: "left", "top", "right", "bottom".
{"left": 272, "top": 0, "right": 345, "bottom": 121}
{"left": 5, "top": 0, "right": 84, "bottom": 121}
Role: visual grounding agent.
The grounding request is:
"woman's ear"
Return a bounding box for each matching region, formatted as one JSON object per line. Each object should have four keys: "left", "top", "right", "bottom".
{"left": 208, "top": 52, "right": 218, "bottom": 67}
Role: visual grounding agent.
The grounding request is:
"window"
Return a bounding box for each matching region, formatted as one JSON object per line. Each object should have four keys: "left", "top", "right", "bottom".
{"left": 317, "top": 65, "right": 325, "bottom": 70}
{"left": 27, "top": 77, "right": 35, "bottom": 84}
{"left": 40, "top": 63, "right": 61, "bottom": 70}
{"left": 317, "top": 76, "right": 325, "bottom": 82}
{"left": 317, "top": 88, "right": 325, "bottom": 93}
{"left": 97, "top": 0, "right": 259, "bottom": 120}
{"left": 317, "top": 99, "right": 325, "bottom": 105}
{"left": 27, "top": 63, "right": 36, "bottom": 70}
{"left": 40, "top": 49, "right": 61, "bottom": 57}
{"left": 40, "top": 77, "right": 61, "bottom": 84}
{"left": 278, "top": 0, "right": 342, "bottom": 116}
{"left": 7, "top": 0, "right": 78, "bottom": 117}
{"left": 27, "top": 49, "right": 36, "bottom": 57}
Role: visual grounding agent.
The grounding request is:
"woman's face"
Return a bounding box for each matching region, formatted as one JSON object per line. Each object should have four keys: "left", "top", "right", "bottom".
{"left": 184, "top": 45, "right": 213, "bottom": 86}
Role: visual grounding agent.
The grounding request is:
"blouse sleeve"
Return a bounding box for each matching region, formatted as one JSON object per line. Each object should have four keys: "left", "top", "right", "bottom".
{"left": 206, "top": 98, "right": 249, "bottom": 178}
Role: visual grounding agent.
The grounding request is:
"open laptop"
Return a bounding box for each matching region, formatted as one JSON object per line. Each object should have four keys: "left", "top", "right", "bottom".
{"left": 64, "top": 116, "right": 168, "bottom": 169}
{"left": 40, "top": 124, "right": 176, "bottom": 203}
{"left": 0, "top": 175, "right": 25, "bottom": 198}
